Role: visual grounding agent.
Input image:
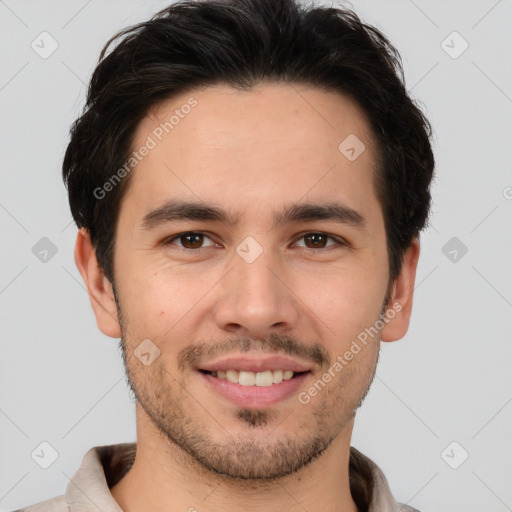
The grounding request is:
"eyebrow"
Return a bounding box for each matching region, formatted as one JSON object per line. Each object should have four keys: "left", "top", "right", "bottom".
{"left": 140, "top": 199, "right": 366, "bottom": 231}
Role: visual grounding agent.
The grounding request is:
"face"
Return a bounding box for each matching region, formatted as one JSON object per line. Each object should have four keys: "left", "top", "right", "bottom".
{"left": 97, "top": 83, "right": 405, "bottom": 479}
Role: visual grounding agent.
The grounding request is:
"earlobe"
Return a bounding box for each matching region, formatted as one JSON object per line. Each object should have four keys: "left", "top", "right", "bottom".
{"left": 74, "top": 228, "right": 122, "bottom": 338}
{"left": 380, "top": 238, "right": 420, "bottom": 342}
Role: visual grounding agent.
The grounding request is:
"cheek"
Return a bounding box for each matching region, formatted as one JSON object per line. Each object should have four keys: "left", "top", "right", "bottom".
{"left": 120, "top": 269, "right": 215, "bottom": 341}
{"left": 298, "top": 269, "right": 386, "bottom": 337}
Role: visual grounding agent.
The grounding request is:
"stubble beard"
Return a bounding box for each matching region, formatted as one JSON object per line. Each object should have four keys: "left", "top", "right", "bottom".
{"left": 113, "top": 288, "right": 381, "bottom": 482}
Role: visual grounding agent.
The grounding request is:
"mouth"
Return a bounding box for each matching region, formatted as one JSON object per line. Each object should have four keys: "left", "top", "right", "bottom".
{"left": 196, "top": 355, "right": 313, "bottom": 408}
{"left": 199, "top": 369, "right": 309, "bottom": 387}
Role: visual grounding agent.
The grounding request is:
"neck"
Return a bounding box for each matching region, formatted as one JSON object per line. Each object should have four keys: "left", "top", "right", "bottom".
{"left": 111, "top": 404, "right": 359, "bottom": 512}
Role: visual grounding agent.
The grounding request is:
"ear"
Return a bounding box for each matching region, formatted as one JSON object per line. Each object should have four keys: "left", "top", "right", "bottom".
{"left": 74, "top": 228, "right": 122, "bottom": 338}
{"left": 380, "top": 238, "right": 420, "bottom": 342}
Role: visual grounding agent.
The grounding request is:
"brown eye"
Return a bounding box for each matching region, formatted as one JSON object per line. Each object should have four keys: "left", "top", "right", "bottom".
{"left": 303, "top": 233, "right": 329, "bottom": 249}
{"left": 294, "top": 232, "right": 345, "bottom": 251}
{"left": 180, "top": 233, "right": 204, "bottom": 249}
{"left": 166, "top": 232, "right": 216, "bottom": 250}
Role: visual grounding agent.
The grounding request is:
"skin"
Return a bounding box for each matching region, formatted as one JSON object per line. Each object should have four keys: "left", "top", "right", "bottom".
{"left": 75, "top": 83, "right": 420, "bottom": 512}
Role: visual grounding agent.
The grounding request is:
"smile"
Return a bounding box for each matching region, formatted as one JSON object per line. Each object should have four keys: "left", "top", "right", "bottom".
{"left": 200, "top": 369, "right": 307, "bottom": 387}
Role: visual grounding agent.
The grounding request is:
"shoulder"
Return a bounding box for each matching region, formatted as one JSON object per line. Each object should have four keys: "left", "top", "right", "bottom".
{"left": 11, "top": 494, "right": 69, "bottom": 512}
{"left": 350, "top": 446, "right": 422, "bottom": 512}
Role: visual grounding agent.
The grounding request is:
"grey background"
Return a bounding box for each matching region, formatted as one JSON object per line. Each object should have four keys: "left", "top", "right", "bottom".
{"left": 1, "top": 1, "right": 511, "bottom": 511}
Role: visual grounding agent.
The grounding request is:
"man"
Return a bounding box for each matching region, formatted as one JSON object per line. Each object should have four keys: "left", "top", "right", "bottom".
{"left": 16, "top": 0, "right": 434, "bottom": 510}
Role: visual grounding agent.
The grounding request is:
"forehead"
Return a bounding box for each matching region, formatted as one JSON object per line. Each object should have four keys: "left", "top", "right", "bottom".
{"left": 121, "top": 83, "right": 381, "bottom": 226}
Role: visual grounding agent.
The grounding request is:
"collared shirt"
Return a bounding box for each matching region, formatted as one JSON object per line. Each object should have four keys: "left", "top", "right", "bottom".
{"left": 13, "top": 443, "right": 420, "bottom": 512}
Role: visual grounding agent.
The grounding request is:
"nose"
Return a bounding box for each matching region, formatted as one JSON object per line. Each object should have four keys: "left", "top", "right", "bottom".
{"left": 212, "top": 248, "right": 300, "bottom": 340}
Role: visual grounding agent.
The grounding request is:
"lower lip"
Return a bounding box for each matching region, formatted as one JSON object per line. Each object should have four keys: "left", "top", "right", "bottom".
{"left": 199, "top": 372, "right": 310, "bottom": 408}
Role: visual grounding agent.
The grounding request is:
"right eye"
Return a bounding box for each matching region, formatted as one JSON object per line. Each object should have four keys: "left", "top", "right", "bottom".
{"left": 164, "top": 231, "right": 219, "bottom": 250}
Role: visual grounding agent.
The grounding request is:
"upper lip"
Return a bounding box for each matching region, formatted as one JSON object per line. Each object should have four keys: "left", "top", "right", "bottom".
{"left": 198, "top": 355, "right": 313, "bottom": 373}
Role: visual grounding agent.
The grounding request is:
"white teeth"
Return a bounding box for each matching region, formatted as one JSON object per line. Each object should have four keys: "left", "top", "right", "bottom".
{"left": 238, "top": 371, "right": 255, "bottom": 386}
{"left": 255, "top": 371, "right": 273, "bottom": 387}
{"left": 211, "top": 369, "right": 299, "bottom": 386}
{"left": 225, "top": 370, "right": 239, "bottom": 384}
{"left": 272, "top": 370, "right": 283, "bottom": 383}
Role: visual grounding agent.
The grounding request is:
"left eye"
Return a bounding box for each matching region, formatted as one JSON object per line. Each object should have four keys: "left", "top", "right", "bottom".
{"left": 294, "top": 232, "right": 340, "bottom": 250}
{"left": 165, "top": 232, "right": 342, "bottom": 251}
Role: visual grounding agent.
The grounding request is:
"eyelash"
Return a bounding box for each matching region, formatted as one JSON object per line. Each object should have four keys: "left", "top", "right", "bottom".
{"left": 163, "top": 231, "right": 348, "bottom": 253}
